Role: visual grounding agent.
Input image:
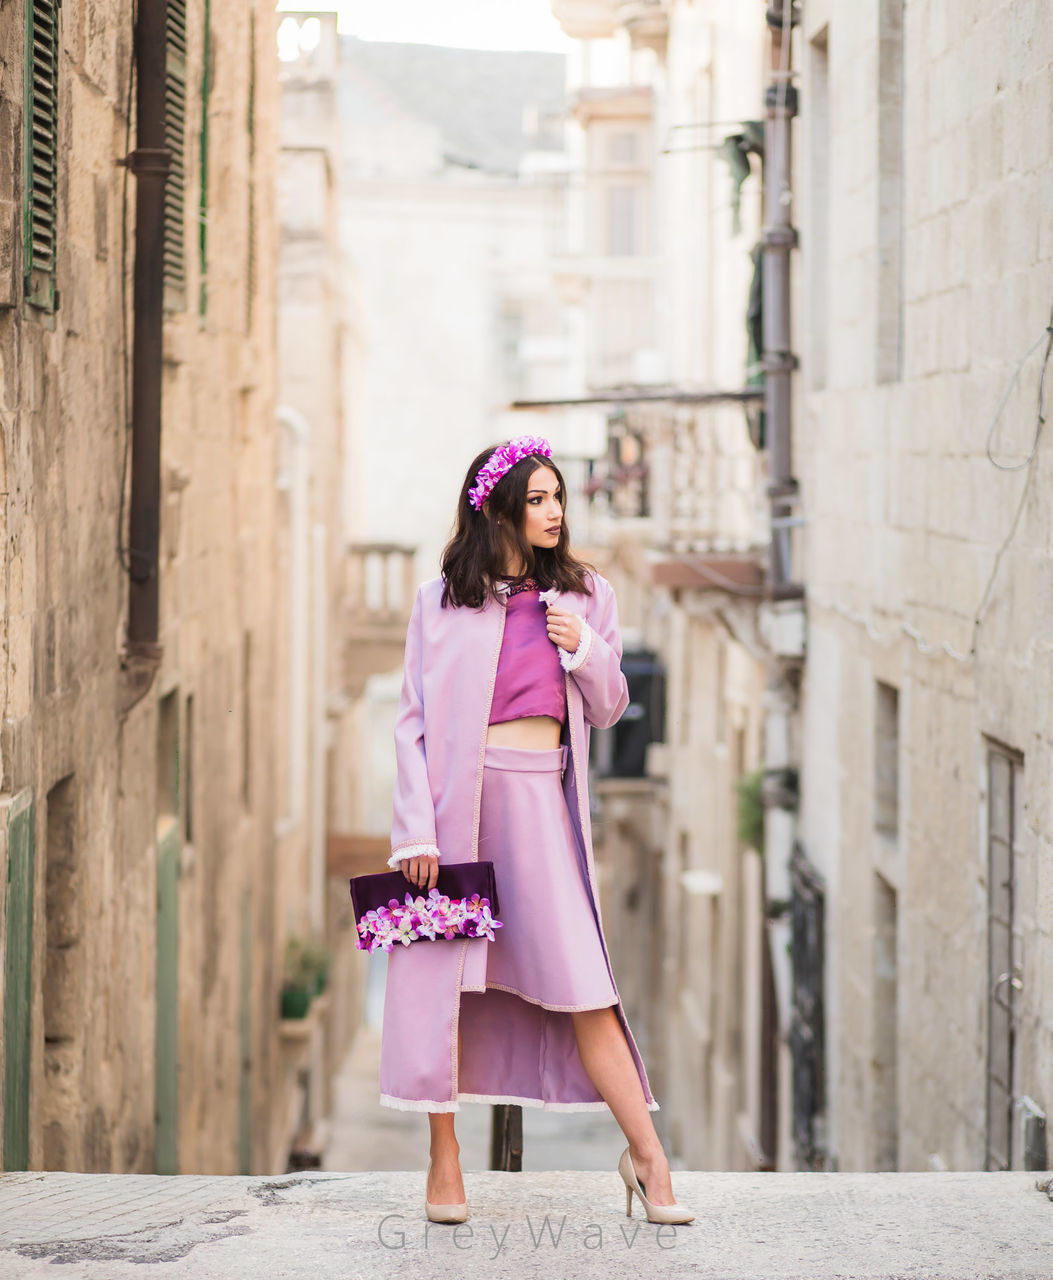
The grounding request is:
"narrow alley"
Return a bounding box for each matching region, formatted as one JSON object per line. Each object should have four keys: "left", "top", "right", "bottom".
{"left": 1, "top": 0, "right": 1052, "bottom": 1276}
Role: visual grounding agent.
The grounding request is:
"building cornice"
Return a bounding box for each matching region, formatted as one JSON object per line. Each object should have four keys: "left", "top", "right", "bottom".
{"left": 551, "top": 0, "right": 619, "bottom": 39}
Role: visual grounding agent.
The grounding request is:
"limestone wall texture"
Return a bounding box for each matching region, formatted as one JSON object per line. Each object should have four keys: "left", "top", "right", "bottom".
{"left": 795, "top": 0, "right": 1053, "bottom": 1171}
{"left": 0, "top": 0, "right": 339, "bottom": 1175}
{"left": 553, "top": 0, "right": 776, "bottom": 1172}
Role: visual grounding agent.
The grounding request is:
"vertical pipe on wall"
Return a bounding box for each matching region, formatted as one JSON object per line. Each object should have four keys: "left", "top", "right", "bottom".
{"left": 761, "top": 0, "right": 805, "bottom": 1171}
{"left": 126, "top": 1, "right": 169, "bottom": 662}
{"left": 762, "top": 4, "right": 802, "bottom": 599}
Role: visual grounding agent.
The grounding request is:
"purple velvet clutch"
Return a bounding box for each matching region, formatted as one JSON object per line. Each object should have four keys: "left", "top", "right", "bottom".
{"left": 349, "top": 861, "right": 502, "bottom": 954}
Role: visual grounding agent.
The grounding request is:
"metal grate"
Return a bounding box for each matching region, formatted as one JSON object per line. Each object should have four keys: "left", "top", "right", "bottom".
{"left": 985, "top": 742, "right": 1023, "bottom": 1171}
{"left": 24, "top": 0, "right": 59, "bottom": 311}
{"left": 790, "top": 840, "right": 826, "bottom": 1169}
{"left": 164, "top": 0, "right": 188, "bottom": 304}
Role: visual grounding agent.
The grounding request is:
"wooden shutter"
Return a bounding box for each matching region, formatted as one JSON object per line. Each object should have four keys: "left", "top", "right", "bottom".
{"left": 198, "top": 0, "right": 212, "bottom": 316}
{"left": 23, "top": 0, "right": 59, "bottom": 313}
{"left": 164, "top": 0, "right": 188, "bottom": 308}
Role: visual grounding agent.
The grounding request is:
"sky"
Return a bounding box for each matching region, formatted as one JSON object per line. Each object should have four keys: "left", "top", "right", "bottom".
{"left": 275, "top": 0, "right": 572, "bottom": 52}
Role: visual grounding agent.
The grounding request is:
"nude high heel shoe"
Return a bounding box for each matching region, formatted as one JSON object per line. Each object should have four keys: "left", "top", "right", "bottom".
{"left": 425, "top": 1158, "right": 469, "bottom": 1223}
{"left": 618, "top": 1145, "right": 695, "bottom": 1225}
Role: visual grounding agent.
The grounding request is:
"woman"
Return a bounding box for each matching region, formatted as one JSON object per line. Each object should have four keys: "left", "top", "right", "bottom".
{"left": 378, "top": 436, "right": 693, "bottom": 1226}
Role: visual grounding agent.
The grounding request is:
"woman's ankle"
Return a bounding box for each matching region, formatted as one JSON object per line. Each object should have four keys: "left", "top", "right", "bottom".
{"left": 429, "top": 1141, "right": 461, "bottom": 1161}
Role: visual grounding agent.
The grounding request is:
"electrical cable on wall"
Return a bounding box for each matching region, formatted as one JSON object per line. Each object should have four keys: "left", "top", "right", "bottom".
{"left": 808, "top": 300, "right": 1053, "bottom": 664}
{"left": 970, "top": 302, "right": 1053, "bottom": 651}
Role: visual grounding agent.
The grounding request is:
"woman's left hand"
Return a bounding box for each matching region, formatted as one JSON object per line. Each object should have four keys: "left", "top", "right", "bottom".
{"left": 545, "top": 605, "right": 582, "bottom": 653}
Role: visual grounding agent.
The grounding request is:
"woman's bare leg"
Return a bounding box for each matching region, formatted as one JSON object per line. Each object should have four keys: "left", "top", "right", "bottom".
{"left": 570, "top": 1006, "right": 677, "bottom": 1205}
{"left": 426, "top": 1027, "right": 465, "bottom": 1203}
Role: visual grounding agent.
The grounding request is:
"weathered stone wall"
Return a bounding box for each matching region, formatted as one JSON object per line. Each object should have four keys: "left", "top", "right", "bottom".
{"left": 0, "top": 0, "right": 303, "bottom": 1175}
{"left": 797, "top": 0, "right": 1053, "bottom": 1171}
{"left": 555, "top": 0, "right": 775, "bottom": 1171}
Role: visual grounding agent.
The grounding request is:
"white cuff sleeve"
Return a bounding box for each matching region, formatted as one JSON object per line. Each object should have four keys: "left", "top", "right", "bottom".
{"left": 386, "top": 842, "right": 441, "bottom": 870}
{"left": 559, "top": 618, "right": 593, "bottom": 672}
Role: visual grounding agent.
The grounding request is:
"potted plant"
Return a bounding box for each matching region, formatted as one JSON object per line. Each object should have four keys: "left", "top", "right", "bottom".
{"left": 280, "top": 935, "right": 315, "bottom": 1019}
{"left": 735, "top": 766, "right": 766, "bottom": 855}
{"left": 300, "top": 930, "right": 331, "bottom": 996}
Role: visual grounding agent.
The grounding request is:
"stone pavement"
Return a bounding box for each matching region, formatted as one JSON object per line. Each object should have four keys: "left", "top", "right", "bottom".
{"left": 3, "top": 971, "right": 1052, "bottom": 1278}
{"left": 1, "top": 1166, "right": 1052, "bottom": 1278}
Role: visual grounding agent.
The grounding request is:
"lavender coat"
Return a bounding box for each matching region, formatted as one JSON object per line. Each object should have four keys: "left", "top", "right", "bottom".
{"left": 378, "top": 570, "right": 659, "bottom": 1113}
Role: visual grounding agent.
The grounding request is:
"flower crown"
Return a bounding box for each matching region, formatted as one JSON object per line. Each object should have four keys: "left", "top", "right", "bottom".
{"left": 468, "top": 435, "right": 553, "bottom": 511}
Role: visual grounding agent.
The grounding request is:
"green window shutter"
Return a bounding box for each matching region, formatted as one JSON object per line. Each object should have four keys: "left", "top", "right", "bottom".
{"left": 3, "top": 789, "right": 36, "bottom": 1171}
{"left": 198, "top": 0, "right": 211, "bottom": 317}
{"left": 164, "top": 0, "right": 188, "bottom": 310}
{"left": 23, "top": 0, "right": 60, "bottom": 315}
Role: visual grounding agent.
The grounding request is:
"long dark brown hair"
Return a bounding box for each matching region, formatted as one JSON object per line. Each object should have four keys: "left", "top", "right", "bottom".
{"left": 440, "top": 443, "right": 594, "bottom": 609}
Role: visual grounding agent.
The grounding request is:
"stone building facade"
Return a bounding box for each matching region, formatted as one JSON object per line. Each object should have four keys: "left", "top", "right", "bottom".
{"left": 793, "top": 0, "right": 1053, "bottom": 1172}
{"left": 550, "top": 0, "right": 779, "bottom": 1172}
{"left": 0, "top": 0, "right": 353, "bottom": 1175}
{"left": 551, "top": 0, "right": 1053, "bottom": 1178}
{"left": 333, "top": 35, "right": 575, "bottom": 866}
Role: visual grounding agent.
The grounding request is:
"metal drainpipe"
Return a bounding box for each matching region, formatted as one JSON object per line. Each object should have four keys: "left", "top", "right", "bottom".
{"left": 762, "top": 3, "right": 802, "bottom": 601}
{"left": 762, "top": 1, "right": 805, "bottom": 1169}
{"left": 119, "top": 0, "right": 169, "bottom": 708}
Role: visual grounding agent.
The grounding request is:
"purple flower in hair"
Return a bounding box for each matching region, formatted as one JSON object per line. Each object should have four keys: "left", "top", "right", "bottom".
{"left": 468, "top": 435, "right": 554, "bottom": 511}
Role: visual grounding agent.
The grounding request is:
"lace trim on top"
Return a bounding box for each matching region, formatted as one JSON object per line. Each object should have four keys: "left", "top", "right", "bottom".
{"left": 498, "top": 575, "right": 539, "bottom": 599}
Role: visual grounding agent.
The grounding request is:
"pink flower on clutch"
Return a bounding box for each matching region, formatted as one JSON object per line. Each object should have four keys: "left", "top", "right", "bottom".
{"left": 355, "top": 888, "right": 504, "bottom": 954}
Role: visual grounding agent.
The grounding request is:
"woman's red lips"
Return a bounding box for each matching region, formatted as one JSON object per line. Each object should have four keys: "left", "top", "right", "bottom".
{"left": 546, "top": 525, "right": 561, "bottom": 533}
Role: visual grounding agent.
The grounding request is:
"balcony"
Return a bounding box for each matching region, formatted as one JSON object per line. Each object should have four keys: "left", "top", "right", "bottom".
{"left": 568, "top": 83, "right": 653, "bottom": 126}
{"left": 343, "top": 542, "right": 415, "bottom": 697}
{"left": 584, "top": 409, "right": 770, "bottom": 592}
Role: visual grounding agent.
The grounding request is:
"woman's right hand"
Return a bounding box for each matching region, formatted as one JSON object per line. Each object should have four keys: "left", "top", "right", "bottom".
{"left": 402, "top": 853, "right": 439, "bottom": 893}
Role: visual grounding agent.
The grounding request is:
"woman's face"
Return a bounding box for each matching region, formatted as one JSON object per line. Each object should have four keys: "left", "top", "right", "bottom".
{"left": 521, "top": 465, "right": 563, "bottom": 549}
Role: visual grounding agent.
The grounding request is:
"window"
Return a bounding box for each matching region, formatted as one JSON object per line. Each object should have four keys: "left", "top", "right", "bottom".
{"left": 874, "top": 681, "right": 899, "bottom": 836}
{"left": 606, "top": 185, "right": 638, "bottom": 256}
{"left": 164, "top": 0, "right": 188, "bottom": 309}
{"left": 23, "top": 0, "right": 60, "bottom": 315}
{"left": 872, "top": 872, "right": 898, "bottom": 1170}
{"left": 876, "top": 0, "right": 905, "bottom": 383}
{"left": 609, "top": 131, "right": 638, "bottom": 166}
{"left": 157, "top": 690, "right": 180, "bottom": 822}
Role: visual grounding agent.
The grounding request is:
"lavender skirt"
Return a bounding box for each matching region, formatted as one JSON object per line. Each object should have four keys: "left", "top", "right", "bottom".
{"left": 378, "top": 743, "right": 657, "bottom": 1113}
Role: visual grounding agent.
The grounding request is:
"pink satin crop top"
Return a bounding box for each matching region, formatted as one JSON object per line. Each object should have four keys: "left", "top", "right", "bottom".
{"left": 488, "top": 578, "right": 567, "bottom": 726}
